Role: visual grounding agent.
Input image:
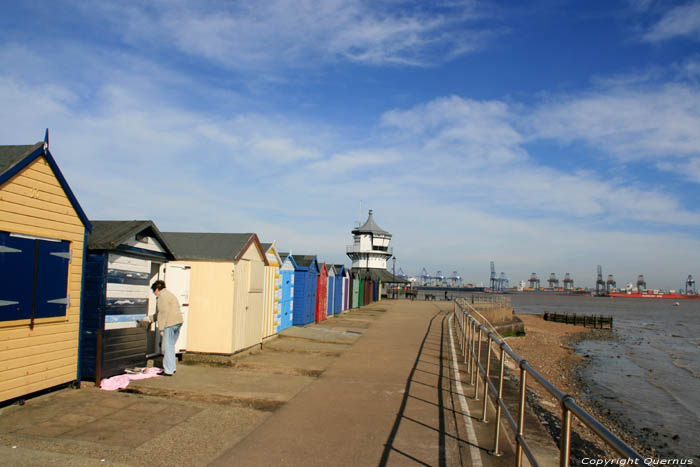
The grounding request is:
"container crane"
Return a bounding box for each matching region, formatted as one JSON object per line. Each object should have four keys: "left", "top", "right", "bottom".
{"left": 686, "top": 275, "right": 696, "bottom": 294}
{"left": 636, "top": 274, "right": 646, "bottom": 293}
{"left": 606, "top": 274, "right": 616, "bottom": 292}
{"left": 548, "top": 273, "right": 559, "bottom": 289}
{"left": 499, "top": 272, "right": 509, "bottom": 291}
{"left": 528, "top": 272, "right": 540, "bottom": 290}
{"left": 563, "top": 273, "right": 574, "bottom": 290}
{"left": 595, "top": 265, "right": 605, "bottom": 295}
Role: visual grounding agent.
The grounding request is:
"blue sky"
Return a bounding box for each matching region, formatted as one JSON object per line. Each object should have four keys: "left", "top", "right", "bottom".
{"left": 2, "top": 0, "right": 700, "bottom": 289}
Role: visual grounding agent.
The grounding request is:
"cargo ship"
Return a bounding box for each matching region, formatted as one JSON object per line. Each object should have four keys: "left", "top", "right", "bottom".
{"left": 606, "top": 291, "right": 700, "bottom": 299}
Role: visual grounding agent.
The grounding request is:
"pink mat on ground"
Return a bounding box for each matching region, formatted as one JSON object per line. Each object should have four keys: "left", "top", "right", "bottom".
{"left": 99, "top": 367, "right": 163, "bottom": 391}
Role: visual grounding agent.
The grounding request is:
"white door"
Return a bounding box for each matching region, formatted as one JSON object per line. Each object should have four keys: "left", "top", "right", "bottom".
{"left": 160, "top": 263, "right": 191, "bottom": 353}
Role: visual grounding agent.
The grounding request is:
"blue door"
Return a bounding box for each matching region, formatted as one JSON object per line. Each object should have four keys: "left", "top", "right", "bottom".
{"left": 327, "top": 276, "right": 334, "bottom": 316}
{"left": 279, "top": 270, "right": 294, "bottom": 330}
{"left": 334, "top": 275, "right": 343, "bottom": 315}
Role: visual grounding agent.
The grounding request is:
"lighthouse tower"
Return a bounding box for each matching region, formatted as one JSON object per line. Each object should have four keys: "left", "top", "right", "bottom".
{"left": 346, "top": 210, "right": 393, "bottom": 269}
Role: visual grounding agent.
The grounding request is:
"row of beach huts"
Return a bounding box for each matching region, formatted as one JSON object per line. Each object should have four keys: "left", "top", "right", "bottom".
{"left": 0, "top": 135, "right": 385, "bottom": 404}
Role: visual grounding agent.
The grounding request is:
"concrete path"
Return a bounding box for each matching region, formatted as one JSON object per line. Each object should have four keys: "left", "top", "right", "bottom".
{"left": 0, "top": 300, "right": 545, "bottom": 466}
{"left": 210, "top": 301, "right": 516, "bottom": 467}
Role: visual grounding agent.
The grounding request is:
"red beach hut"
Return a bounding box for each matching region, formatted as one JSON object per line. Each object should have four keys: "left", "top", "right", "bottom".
{"left": 315, "top": 262, "right": 328, "bottom": 322}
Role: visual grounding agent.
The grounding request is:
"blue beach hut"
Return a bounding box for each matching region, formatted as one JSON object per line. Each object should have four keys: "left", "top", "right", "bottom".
{"left": 290, "top": 255, "right": 319, "bottom": 326}
{"left": 81, "top": 220, "right": 176, "bottom": 382}
{"left": 277, "top": 253, "right": 296, "bottom": 332}
{"left": 333, "top": 264, "right": 345, "bottom": 315}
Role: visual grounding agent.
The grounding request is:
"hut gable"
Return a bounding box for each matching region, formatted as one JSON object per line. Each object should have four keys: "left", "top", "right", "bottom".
{"left": 0, "top": 142, "right": 90, "bottom": 232}
{"left": 261, "top": 242, "right": 282, "bottom": 267}
{"left": 88, "top": 220, "right": 175, "bottom": 260}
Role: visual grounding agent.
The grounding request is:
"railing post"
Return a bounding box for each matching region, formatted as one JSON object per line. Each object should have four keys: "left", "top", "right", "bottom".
{"left": 489, "top": 345, "right": 506, "bottom": 456}
{"left": 467, "top": 317, "right": 473, "bottom": 369}
{"left": 462, "top": 309, "right": 467, "bottom": 355}
{"left": 481, "top": 333, "right": 493, "bottom": 421}
{"left": 516, "top": 361, "right": 528, "bottom": 467}
{"left": 473, "top": 327, "right": 482, "bottom": 400}
{"left": 560, "top": 395, "right": 573, "bottom": 467}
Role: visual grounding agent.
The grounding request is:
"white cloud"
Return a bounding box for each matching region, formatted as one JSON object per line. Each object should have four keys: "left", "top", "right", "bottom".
{"left": 85, "top": 0, "right": 489, "bottom": 69}
{"left": 643, "top": 2, "right": 700, "bottom": 42}
{"left": 530, "top": 84, "right": 700, "bottom": 162}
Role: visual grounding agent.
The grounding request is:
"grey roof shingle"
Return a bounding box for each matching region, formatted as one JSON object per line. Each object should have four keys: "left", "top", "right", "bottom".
{"left": 350, "top": 267, "right": 407, "bottom": 283}
{"left": 352, "top": 210, "right": 391, "bottom": 236}
{"left": 162, "top": 232, "right": 255, "bottom": 261}
{"left": 291, "top": 255, "right": 316, "bottom": 268}
{"left": 88, "top": 220, "right": 174, "bottom": 257}
{"left": 0, "top": 143, "right": 42, "bottom": 177}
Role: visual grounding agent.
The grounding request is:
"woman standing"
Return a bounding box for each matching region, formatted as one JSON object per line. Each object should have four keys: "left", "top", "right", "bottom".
{"left": 151, "top": 280, "right": 183, "bottom": 376}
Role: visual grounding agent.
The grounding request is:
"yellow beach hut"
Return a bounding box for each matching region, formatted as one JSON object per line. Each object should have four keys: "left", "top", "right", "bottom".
{"left": 161, "top": 232, "right": 268, "bottom": 355}
{"left": 0, "top": 135, "right": 91, "bottom": 403}
{"left": 261, "top": 242, "right": 282, "bottom": 339}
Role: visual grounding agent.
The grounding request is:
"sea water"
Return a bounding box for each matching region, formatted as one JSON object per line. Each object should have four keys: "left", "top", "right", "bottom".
{"left": 508, "top": 294, "right": 700, "bottom": 460}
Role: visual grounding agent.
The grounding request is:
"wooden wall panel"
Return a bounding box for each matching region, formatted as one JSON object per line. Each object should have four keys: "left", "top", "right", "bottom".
{"left": 0, "top": 157, "right": 86, "bottom": 403}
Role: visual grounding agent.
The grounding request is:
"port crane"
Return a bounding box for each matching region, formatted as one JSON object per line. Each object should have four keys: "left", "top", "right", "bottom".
{"left": 490, "top": 262, "right": 509, "bottom": 292}
{"left": 595, "top": 265, "right": 606, "bottom": 295}
{"left": 636, "top": 275, "right": 646, "bottom": 292}
{"left": 447, "top": 271, "right": 462, "bottom": 287}
{"left": 528, "top": 272, "right": 540, "bottom": 290}
{"left": 548, "top": 273, "right": 559, "bottom": 288}
{"left": 606, "top": 274, "right": 616, "bottom": 292}
{"left": 499, "top": 272, "right": 509, "bottom": 291}
{"left": 563, "top": 273, "right": 574, "bottom": 290}
{"left": 686, "top": 275, "right": 696, "bottom": 294}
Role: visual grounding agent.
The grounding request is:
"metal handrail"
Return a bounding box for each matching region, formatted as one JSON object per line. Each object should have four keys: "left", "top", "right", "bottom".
{"left": 453, "top": 298, "right": 643, "bottom": 467}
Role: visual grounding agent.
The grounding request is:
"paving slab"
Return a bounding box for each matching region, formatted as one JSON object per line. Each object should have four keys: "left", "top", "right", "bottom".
{"left": 278, "top": 325, "right": 364, "bottom": 344}
{"left": 0, "top": 388, "right": 268, "bottom": 467}
{"left": 127, "top": 364, "right": 316, "bottom": 406}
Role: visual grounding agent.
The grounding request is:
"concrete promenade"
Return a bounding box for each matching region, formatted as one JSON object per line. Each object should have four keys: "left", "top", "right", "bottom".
{"left": 0, "top": 301, "right": 530, "bottom": 467}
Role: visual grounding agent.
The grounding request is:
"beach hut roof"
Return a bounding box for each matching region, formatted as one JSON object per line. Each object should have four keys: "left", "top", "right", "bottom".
{"left": 88, "top": 220, "right": 175, "bottom": 258}
{"left": 0, "top": 140, "right": 91, "bottom": 231}
{"left": 162, "top": 232, "right": 267, "bottom": 264}
{"left": 291, "top": 255, "right": 317, "bottom": 268}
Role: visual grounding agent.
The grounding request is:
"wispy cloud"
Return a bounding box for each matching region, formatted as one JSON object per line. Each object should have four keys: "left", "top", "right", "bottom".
{"left": 83, "top": 0, "right": 490, "bottom": 69}
{"left": 642, "top": 1, "right": 700, "bottom": 42}
{"left": 530, "top": 84, "right": 700, "bottom": 163}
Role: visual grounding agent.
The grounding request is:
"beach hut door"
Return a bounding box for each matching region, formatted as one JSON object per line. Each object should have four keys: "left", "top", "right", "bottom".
{"left": 160, "top": 263, "right": 190, "bottom": 353}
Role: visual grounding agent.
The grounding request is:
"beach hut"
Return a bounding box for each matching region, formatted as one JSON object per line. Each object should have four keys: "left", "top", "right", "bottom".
{"left": 261, "top": 242, "right": 282, "bottom": 339}
{"left": 81, "top": 220, "right": 176, "bottom": 382}
{"left": 315, "top": 262, "right": 328, "bottom": 323}
{"left": 342, "top": 267, "right": 350, "bottom": 311}
{"left": 351, "top": 276, "right": 360, "bottom": 308}
{"left": 326, "top": 264, "right": 336, "bottom": 317}
{"left": 290, "top": 255, "right": 319, "bottom": 326}
{"left": 277, "top": 253, "right": 295, "bottom": 332}
{"left": 333, "top": 264, "right": 346, "bottom": 315}
{"left": 0, "top": 136, "right": 91, "bottom": 403}
{"left": 162, "top": 232, "right": 268, "bottom": 355}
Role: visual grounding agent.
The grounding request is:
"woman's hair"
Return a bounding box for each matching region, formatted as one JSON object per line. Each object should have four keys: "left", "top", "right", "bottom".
{"left": 151, "top": 280, "right": 166, "bottom": 292}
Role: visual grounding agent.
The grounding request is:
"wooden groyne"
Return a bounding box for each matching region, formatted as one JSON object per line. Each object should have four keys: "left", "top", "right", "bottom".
{"left": 543, "top": 312, "right": 613, "bottom": 329}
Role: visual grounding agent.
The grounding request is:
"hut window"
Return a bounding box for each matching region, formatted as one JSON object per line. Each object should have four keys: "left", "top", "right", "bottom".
{"left": 0, "top": 231, "right": 70, "bottom": 323}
